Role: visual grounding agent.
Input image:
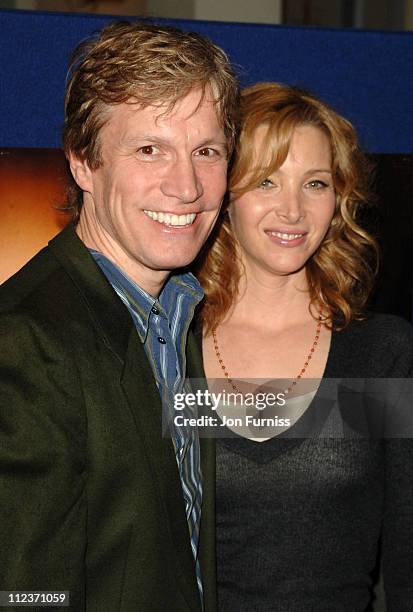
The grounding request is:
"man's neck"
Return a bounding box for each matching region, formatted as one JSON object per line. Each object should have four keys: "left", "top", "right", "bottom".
{"left": 76, "top": 217, "right": 169, "bottom": 298}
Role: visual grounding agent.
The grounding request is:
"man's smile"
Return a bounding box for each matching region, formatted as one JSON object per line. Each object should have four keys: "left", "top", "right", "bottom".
{"left": 143, "top": 210, "right": 197, "bottom": 226}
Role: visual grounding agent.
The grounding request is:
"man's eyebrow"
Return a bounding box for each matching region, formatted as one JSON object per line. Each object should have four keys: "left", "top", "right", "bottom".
{"left": 121, "top": 134, "right": 166, "bottom": 147}
{"left": 121, "top": 135, "right": 228, "bottom": 150}
{"left": 195, "top": 138, "right": 228, "bottom": 150}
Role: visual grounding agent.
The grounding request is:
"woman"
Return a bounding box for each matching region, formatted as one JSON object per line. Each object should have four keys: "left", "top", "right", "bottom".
{"left": 197, "top": 83, "right": 413, "bottom": 611}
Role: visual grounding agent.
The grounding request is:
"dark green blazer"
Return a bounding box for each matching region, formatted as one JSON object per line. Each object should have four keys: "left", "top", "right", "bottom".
{"left": 0, "top": 224, "right": 216, "bottom": 611}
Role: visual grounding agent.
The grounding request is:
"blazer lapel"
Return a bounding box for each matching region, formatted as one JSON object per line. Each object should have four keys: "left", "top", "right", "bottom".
{"left": 121, "top": 331, "right": 201, "bottom": 609}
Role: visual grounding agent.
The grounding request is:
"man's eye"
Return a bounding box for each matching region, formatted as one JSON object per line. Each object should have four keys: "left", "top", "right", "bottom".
{"left": 196, "top": 147, "right": 217, "bottom": 157}
{"left": 259, "top": 178, "right": 275, "bottom": 189}
{"left": 138, "top": 145, "right": 157, "bottom": 155}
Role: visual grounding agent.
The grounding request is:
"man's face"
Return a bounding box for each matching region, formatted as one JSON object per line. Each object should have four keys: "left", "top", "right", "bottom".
{"left": 71, "top": 88, "right": 228, "bottom": 291}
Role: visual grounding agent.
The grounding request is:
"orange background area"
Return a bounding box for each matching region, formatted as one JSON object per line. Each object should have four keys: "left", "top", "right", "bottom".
{"left": 0, "top": 149, "right": 71, "bottom": 284}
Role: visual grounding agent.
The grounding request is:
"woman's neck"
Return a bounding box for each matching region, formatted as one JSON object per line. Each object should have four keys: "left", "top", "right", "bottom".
{"left": 226, "top": 266, "right": 313, "bottom": 330}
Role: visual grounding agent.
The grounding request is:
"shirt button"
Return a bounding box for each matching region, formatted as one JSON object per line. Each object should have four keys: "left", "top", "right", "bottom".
{"left": 157, "top": 336, "right": 166, "bottom": 344}
{"left": 151, "top": 306, "right": 159, "bottom": 315}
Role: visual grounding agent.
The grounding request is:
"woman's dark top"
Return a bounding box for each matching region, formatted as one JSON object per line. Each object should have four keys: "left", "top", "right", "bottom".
{"left": 216, "top": 314, "right": 413, "bottom": 611}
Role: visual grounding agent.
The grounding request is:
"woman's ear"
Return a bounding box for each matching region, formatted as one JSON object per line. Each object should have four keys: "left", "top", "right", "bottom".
{"left": 227, "top": 197, "right": 234, "bottom": 220}
{"left": 227, "top": 198, "right": 234, "bottom": 223}
{"left": 67, "top": 153, "right": 94, "bottom": 194}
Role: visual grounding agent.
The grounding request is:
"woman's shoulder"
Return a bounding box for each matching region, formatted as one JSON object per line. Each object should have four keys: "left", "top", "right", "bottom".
{"left": 347, "top": 312, "right": 413, "bottom": 340}
{"left": 330, "top": 312, "right": 413, "bottom": 377}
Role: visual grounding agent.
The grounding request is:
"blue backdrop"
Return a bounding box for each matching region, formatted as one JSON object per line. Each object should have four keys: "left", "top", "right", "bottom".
{"left": 0, "top": 9, "right": 412, "bottom": 153}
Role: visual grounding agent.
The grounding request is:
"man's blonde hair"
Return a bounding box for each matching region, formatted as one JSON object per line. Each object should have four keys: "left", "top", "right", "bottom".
{"left": 63, "top": 20, "right": 239, "bottom": 220}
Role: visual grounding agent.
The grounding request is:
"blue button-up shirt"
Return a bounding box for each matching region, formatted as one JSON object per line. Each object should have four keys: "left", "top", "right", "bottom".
{"left": 90, "top": 249, "right": 204, "bottom": 600}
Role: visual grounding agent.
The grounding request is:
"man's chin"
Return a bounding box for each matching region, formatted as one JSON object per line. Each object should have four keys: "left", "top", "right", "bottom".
{"left": 158, "top": 261, "right": 194, "bottom": 273}
{"left": 151, "top": 254, "right": 198, "bottom": 273}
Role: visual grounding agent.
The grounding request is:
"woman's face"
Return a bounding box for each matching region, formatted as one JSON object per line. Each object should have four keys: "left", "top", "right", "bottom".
{"left": 229, "top": 124, "right": 336, "bottom": 282}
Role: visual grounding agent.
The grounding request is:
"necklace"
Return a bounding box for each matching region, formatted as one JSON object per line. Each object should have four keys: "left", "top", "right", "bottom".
{"left": 212, "top": 316, "right": 322, "bottom": 395}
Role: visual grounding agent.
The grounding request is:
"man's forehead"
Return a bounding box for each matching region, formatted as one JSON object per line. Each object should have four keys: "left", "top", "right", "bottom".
{"left": 128, "top": 86, "right": 219, "bottom": 119}
{"left": 102, "top": 90, "right": 223, "bottom": 136}
{"left": 97, "top": 93, "right": 226, "bottom": 153}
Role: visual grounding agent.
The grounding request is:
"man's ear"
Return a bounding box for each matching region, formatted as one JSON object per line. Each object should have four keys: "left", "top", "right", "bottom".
{"left": 68, "top": 153, "right": 94, "bottom": 193}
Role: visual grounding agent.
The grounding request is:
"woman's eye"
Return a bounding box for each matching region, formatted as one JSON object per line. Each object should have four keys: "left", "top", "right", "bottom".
{"left": 306, "top": 179, "right": 329, "bottom": 190}
{"left": 259, "top": 178, "right": 275, "bottom": 189}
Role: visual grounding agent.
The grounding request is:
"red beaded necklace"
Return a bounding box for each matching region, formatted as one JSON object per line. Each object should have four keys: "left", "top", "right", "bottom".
{"left": 212, "top": 316, "right": 322, "bottom": 395}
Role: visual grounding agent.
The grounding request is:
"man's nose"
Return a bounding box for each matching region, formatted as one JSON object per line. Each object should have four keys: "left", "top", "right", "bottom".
{"left": 160, "top": 158, "right": 203, "bottom": 203}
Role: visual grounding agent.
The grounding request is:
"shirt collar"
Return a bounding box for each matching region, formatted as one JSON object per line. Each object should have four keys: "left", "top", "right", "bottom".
{"left": 89, "top": 249, "right": 203, "bottom": 342}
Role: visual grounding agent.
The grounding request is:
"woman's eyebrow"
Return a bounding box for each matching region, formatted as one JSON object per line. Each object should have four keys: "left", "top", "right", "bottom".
{"left": 303, "top": 168, "right": 333, "bottom": 174}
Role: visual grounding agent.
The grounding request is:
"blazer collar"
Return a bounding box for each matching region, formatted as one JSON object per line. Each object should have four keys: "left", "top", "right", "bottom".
{"left": 48, "top": 223, "right": 132, "bottom": 365}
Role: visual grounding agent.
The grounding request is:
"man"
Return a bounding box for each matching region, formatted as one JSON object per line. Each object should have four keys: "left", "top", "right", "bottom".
{"left": 0, "top": 21, "right": 238, "bottom": 611}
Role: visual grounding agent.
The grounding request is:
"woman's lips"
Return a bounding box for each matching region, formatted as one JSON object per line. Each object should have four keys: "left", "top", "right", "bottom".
{"left": 264, "top": 229, "right": 307, "bottom": 247}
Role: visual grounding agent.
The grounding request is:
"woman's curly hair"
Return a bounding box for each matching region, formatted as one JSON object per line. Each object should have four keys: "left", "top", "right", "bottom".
{"left": 196, "top": 82, "right": 378, "bottom": 334}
